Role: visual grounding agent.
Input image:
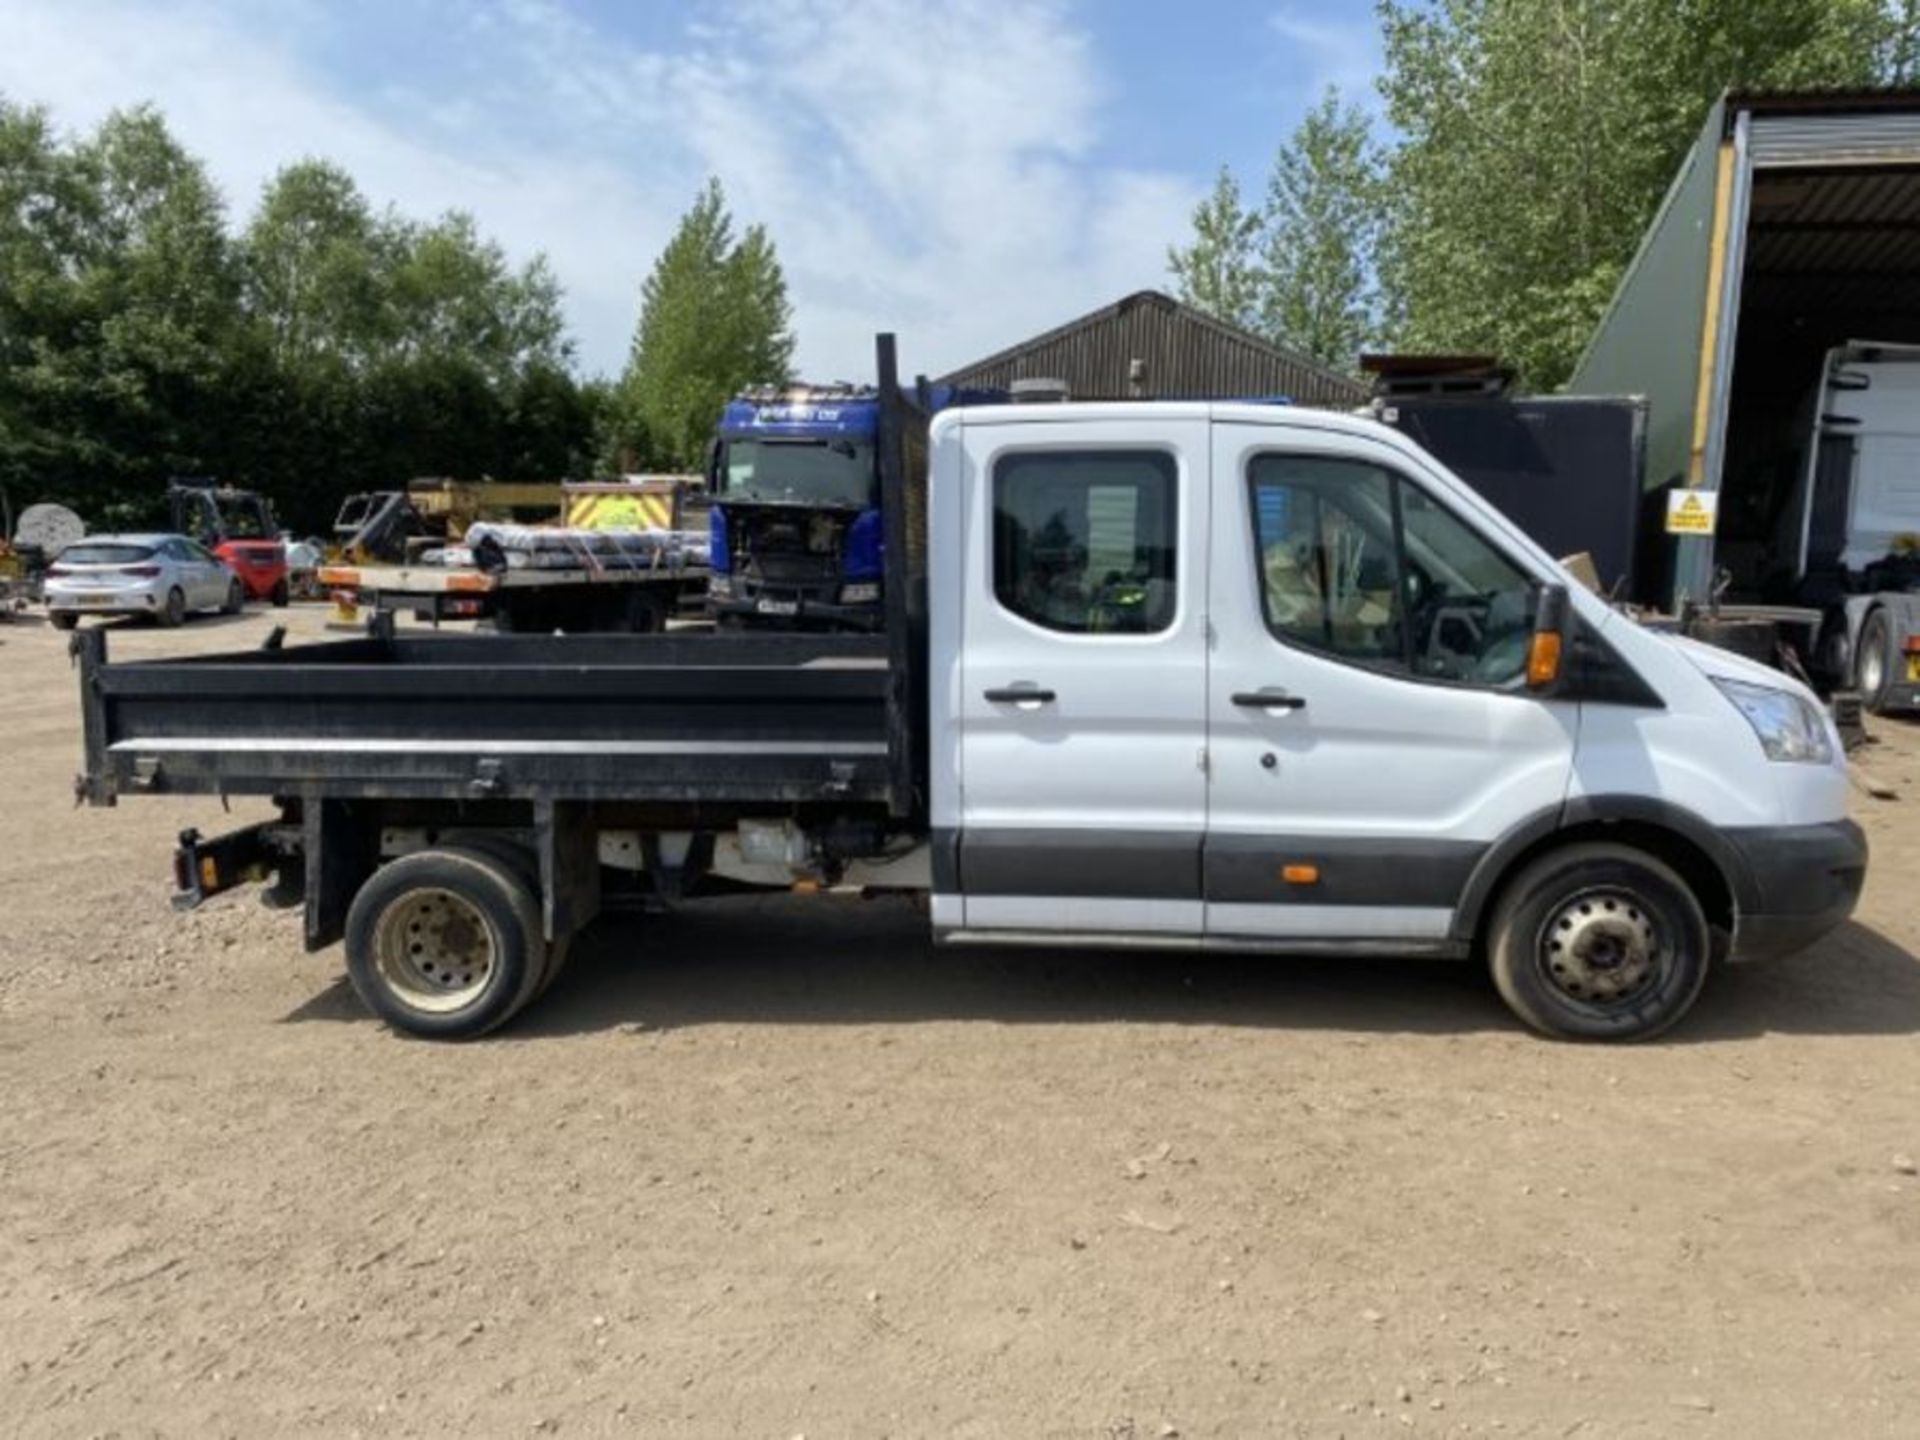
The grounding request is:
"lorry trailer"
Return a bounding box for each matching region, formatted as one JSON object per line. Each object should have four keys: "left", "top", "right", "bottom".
{"left": 1572, "top": 88, "right": 1920, "bottom": 712}
{"left": 76, "top": 338, "right": 1866, "bottom": 1043}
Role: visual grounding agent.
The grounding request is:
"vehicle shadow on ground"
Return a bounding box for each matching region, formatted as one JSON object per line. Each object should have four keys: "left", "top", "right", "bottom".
{"left": 285, "top": 897, "right": 1920, "bottom": 1043}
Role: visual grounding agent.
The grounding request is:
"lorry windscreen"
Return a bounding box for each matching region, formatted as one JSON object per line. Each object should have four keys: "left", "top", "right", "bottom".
{"left": 722, "top": 439, "right": 874, "bottom": 508}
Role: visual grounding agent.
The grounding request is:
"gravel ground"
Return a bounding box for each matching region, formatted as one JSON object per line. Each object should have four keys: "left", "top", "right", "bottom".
{"left": 2, "top": 605, "right": 1918, "bottom": 1438}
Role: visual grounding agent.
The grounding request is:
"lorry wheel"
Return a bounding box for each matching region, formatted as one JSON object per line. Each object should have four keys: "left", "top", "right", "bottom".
{"left": 159, "top": 587, "right": 187, "bottom": 627}
{"left": 1855, "top": 609, "right": 1894, "bottom": 713}
{"left": 270, "top": 578, "right": 291, "bottom": 608}
{"left": 223, "top": 578, "right": 245, "bottom": 615}
{"left": 344, "top": 847, "right": 547, "bottom": 1039}
{"left": 1486, "top": 842, "right": 1710, "bottom": 1042}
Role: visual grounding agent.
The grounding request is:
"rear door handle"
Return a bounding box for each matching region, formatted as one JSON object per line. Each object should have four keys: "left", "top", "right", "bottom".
{"left": 1231, "top": 689, "right": 1306, "bottom": 710}
{"left": 984, "top": 685, "right": 1056, "bottom": 704}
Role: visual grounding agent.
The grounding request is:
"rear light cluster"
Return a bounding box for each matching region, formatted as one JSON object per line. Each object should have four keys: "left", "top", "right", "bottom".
{"left": 46, "top": 564, "right": 158, "bottom": 577}
{"left": 125, "top": 565, "right": 161, "bottom": 578}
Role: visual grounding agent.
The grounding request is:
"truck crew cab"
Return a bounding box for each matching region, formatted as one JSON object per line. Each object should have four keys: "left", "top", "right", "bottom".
{"left": 76, "top": 339, "right": 1866, "bottom": 1043}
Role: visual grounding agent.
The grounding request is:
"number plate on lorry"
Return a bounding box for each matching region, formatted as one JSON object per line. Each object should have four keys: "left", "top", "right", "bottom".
{"left": 756, "top": 598, "right": 799, "bottom": 617}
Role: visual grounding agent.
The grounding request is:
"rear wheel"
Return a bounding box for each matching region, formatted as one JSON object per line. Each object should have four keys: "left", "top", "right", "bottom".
{"left": 1855, "top": 609, "right": 1895, "bottom": 714}
{"left": 344, "top": 847, "right": 546, "bottom": 1039}
{"left": 159, "top": 587, "right": 186, "bottom": 627}
{"left": 223, "top": 578, "right": 245, "bottom": 614}
{"left": 1487, "top": 842, "right": 1710, "bottom": 1041}
{"left": 270, "top": 577, "right": 290, "bottom": 608}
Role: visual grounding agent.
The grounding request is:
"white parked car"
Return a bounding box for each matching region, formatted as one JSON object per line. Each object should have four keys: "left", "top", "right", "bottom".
{"left": 45, "top": 533, "right": 244, "bottom": 629}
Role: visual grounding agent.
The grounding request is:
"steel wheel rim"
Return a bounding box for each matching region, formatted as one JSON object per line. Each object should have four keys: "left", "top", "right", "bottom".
{"left": 373, "top": 887, "right": 497, "bottom": 1013}
{"left": 1861, "top": 634, "right": 1885, "bottom": 695}
{"left": 1537, "top": 887, "right": 1664, "bottom": 1010}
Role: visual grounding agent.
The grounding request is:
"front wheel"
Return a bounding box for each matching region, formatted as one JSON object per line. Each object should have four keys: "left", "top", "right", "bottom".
{"left": 344, "top": 847, "right": 548, "bottom": 1039}
{"left": 49, "top": 611, "right": 78, "bottom": 631}
{"left": 223, "top": 578, "right": 245, "bottom": 615}
{"left": 1487, "top": 842, "right": 1710, "bottom": 1041}
{"left": 270, "top": 577, "right": 290, "bottom": 608}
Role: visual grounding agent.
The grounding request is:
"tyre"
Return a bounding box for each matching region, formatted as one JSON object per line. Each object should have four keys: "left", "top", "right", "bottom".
{"left": 343, "top": 846, "right": 547, "bottom": 1039}
{"left": 270, "top": 577, "right": 290, "bottom": 608}
{"left": 1855, "top": 609, "right": 1894, "bottom": 714}
{"left": 223, "top": 578, "right": 245, "bottom": 615}
{"left": 159, "top": 587, "right": 186, "bottom": 627}
{"left": 49, "top": 610, "right": 78, "bottom": 631}
{"left": 1486, "top": 842, "right": 1711, "bottom": 1042}
{"left": 444, "top": 832, "right": 574, "bottom": 999}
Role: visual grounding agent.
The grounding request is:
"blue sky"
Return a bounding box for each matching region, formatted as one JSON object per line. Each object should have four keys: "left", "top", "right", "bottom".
{"left": 0, "top": 0, "right": 1385, "bottom": 379}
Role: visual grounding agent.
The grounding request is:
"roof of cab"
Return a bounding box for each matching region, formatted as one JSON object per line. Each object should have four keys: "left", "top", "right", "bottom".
{"left": 930, "top": 398, "right": 1395, "bottom": 444}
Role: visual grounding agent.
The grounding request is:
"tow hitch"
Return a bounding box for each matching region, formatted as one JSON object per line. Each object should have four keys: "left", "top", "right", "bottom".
{"left": 172, "top": 822, "right": 303, "bottom": 911}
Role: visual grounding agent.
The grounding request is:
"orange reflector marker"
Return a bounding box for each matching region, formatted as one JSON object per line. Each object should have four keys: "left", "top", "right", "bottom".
{"left": 1905, "top": 635, "right": 1920, "bottom": 654}
{"left": 199, "top": 856, "right": 219, "bottom": 890}
{"left": 1527, "top": 630, "right": 1563, "bottom": 688}
{"left": 1281, "top": 864, "right": 1319, "bottom": 885}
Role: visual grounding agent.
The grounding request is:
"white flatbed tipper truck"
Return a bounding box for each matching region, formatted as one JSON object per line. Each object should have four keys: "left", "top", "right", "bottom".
{"left": 76, "top": 338, "right": 1865, "bottom": 1042}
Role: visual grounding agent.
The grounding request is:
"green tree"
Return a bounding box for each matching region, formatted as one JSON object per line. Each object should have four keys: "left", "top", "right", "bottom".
{"left": 0, "top": 101, "right": 241, "bottom": 522}
{"left": 617, "top": 178, "right": 794, "bottom": 471}
{"left": 1166, "top": 166, "right": 1264, "bottom": 331}
{"left": 1259, "top": 89, "right": 1385, "bottom": 371}
{"left": 1377, "top": 0, "right": 1888, "bottom": 386}
{"left": 241, "top": 160, "right": 389, "bottom": 372}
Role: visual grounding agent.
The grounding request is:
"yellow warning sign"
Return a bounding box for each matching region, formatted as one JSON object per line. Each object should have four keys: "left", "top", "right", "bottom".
{"left": 1665, "top": 489, "right": 1720, "bottom": 536}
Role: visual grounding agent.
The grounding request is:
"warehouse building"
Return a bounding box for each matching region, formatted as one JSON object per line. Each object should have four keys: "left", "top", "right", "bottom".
{"left": 937, "top": 289, "right": 1367, "bottom": 407}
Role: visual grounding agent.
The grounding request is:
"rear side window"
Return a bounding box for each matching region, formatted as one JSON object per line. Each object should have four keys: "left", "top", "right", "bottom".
{"left": 992, "top": 450, "right": 1177, "bottom": 634}
{"left": 61, "top": 543, "right": 155, "bottom": 565}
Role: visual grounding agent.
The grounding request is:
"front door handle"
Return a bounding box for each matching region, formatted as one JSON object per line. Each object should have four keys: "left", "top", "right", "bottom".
{"left": 1231, "top": 688, "right": 1306, "bottom": 710}
{"left": 984, "top": 685, "right": 1056, "bottom": 705}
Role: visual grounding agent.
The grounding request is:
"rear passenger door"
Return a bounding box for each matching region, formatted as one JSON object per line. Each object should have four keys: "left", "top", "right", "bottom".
{"left": 955, "top": 418, "right": 1210, "bottom": 934}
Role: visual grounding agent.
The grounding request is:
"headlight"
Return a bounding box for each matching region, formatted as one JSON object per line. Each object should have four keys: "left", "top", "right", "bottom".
{"left": 840, "top": 582, "right": 880, "bottom": 604}
{"left": 1713, "top": 678, "right": 1835, "bottom": 764}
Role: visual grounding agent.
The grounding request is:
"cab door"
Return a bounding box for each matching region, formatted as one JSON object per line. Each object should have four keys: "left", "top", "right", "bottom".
{"left": 1203, "top": 422, "right": 1578, "bottom": 944}
{"left": 955, "top": 417, "right": 1210, "bottom": 934}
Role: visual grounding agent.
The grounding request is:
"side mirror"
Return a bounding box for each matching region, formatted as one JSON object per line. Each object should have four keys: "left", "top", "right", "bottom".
{"left": 1527, "top": 583, "right": 1569, "bottom": 691}
{"left": 704, "top": 438, "right": 723, "bottom": 494}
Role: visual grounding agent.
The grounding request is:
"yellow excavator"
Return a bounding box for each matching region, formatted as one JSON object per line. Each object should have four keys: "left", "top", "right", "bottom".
{"left": 330, "top": 479, "right": 568, "bottom": 564}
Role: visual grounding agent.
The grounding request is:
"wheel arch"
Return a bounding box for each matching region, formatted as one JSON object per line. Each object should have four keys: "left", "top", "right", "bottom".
{"left": 1453, "top": 798, "right": 1744, "bottom": 953}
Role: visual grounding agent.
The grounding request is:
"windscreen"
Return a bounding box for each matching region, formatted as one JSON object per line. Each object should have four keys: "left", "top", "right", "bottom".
{"left": 60, "top": 543, "right": 155, "bottom": 565}
{"left": 722, "top": 439, "right": 874, "bottom": 507}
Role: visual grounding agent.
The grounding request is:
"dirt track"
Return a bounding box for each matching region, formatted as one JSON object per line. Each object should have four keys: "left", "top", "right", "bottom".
{"left": 3, "top": 606, "right": 1919, "bottom": 1438}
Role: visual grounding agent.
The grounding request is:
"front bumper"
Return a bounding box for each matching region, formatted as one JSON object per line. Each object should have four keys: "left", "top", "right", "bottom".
{"left": 711, "top": 587, "right": 881, "bottom": 630}
{"left": 1725, "top": 819, "right": 1868, "bottom": 962}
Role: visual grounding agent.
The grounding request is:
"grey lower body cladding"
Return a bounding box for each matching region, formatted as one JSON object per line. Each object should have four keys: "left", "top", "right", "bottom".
{"left": 939, "top": 828, "right": 1483, "bottom": 909}
{"left": 938, "top": 817, "right": 1867, "bottom": 959}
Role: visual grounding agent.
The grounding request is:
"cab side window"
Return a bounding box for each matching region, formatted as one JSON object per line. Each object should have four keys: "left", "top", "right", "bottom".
{"left": 1249, "top": 454, "right": 1539, "bottom": 687}
{"left": 993, "top": 450, "right": 1177, "bottom": 634}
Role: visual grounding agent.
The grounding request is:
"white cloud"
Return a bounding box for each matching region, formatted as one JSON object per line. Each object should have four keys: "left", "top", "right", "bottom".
{"left": 0, "top": 0, "right": 1201, "bottom": 380}
{"left": 1268, "top": 5, "right": 1385, "bottom": 111}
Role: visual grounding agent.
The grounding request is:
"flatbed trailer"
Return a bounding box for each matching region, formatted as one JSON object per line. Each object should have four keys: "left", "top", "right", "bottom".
{"left": 76, "top": 336, "right": 1866, "bottom": 1044}
{"left": 319, "top": 557, "right": 709, "bottom": 633}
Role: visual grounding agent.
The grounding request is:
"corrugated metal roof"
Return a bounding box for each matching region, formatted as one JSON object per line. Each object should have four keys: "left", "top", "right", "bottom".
{"left": 936, "top": 290, "right": 1368, "bottom": 408}
{"left": 1728, "top": 87, "right": 1920, "bottom": 121}
{"left": 1743, "top": 167, "right": 1920, "bottom": 323}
